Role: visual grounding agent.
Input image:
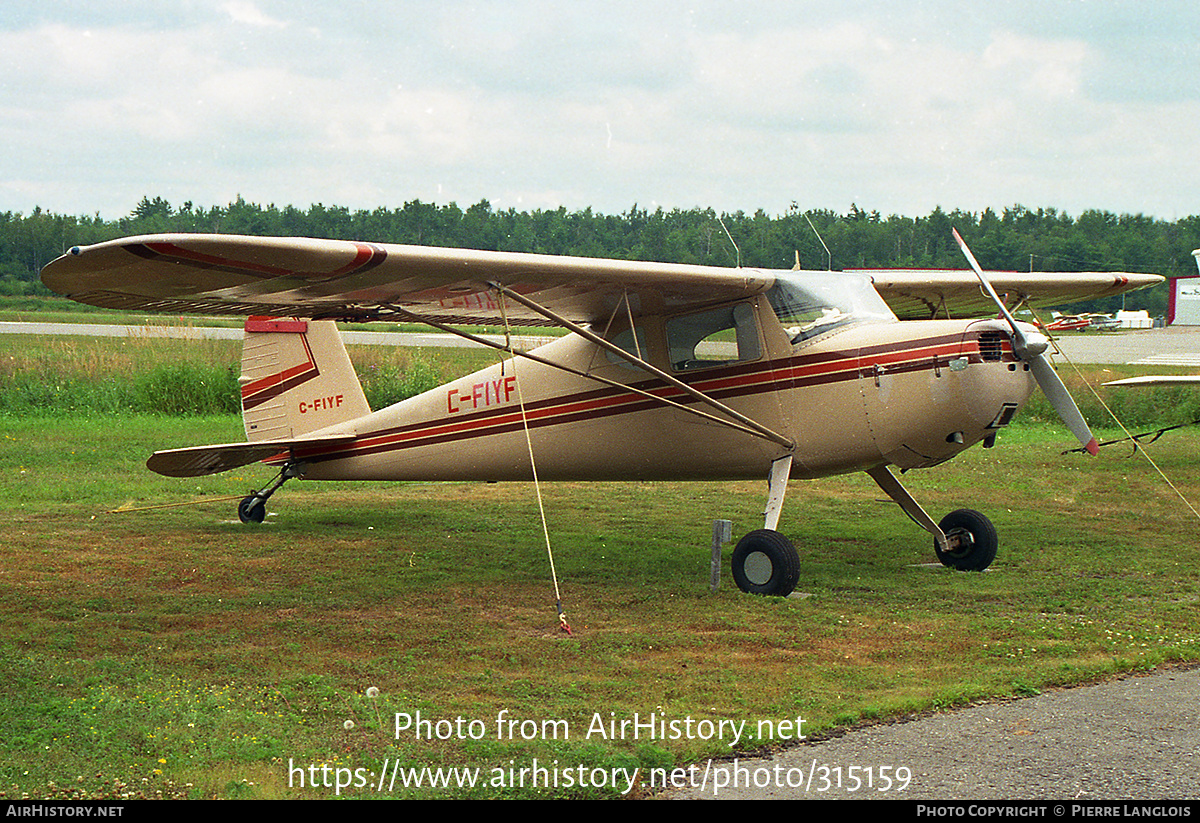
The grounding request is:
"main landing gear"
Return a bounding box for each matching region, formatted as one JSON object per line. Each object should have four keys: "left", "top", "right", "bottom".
{"left": 238, "top": 462, "right": 305, "bottom": 524}
{"left": 731, "top": 455, "right": 802, "bottom": 597}
{"left": 729, "top": 459, "right": 999, "bottom": 598}
{"left": 933, "top": 508, "right": 998, "bottom": 571}
{"left": 867, "top": 465, "right": 997, "bottom": 571}
{"left": 731, "top": 529, "right": 801, "bottom": 596}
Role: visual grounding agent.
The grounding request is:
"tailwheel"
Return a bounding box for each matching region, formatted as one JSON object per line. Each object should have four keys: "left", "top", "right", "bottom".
{"left": 238, "top": 495, "right": 267, "bottom": 524}
{"left": 935, "top": 509, "right": 997, "bottom": 571}
{"left": 236, "top": 461, "right": 305, "bottom": 524}
{"left": 731, "top": 529, "right": 801, "bottom": 596}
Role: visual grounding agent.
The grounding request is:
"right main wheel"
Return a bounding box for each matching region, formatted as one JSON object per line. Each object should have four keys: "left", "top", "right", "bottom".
{"left": 731, "top": 529, "right": 801, "bottom": 596}
{"left": 935, "top": 509, "right": 997, "bottom": 571}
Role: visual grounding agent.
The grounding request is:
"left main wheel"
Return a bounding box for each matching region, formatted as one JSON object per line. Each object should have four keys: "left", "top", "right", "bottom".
{"left": 731, "top": 529, "right": 801, "bottom": 596}
{"left": 238, "top": 496, "right": 266, "bottom": 524}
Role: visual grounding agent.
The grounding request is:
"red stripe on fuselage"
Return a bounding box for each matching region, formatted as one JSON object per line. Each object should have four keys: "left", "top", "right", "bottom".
{"left": 277, "top": 333, "right": 999, "bottom": 466}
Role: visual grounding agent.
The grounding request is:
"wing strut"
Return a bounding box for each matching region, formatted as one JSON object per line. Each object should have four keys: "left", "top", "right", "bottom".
{"left": 378, "top": 289, "right": 795, "bottom": 449}
{"left": 866, "top": 465, "right": 948, "bottom": 551}
{"left": 486, "top": 282, "right": 795, "bottom": 450}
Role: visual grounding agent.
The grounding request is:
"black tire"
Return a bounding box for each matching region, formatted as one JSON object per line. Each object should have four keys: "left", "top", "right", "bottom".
{"left": 238, "top": 496, "right": 266, "bottom": 524}
{"left": 935, "top": 509, "right": 997, "bottom": 571}
{"left": 731, "top": 529, "right": 801, "bottom": 596}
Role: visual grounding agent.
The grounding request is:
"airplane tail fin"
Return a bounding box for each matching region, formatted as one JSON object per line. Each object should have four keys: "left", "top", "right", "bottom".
{"left": 239, "top": 317, "right": 370, "bottom": 441}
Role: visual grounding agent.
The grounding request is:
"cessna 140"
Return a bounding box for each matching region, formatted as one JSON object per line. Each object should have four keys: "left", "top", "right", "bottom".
{"left": 40, "top": 230, "right": 1160, "bottom": 596}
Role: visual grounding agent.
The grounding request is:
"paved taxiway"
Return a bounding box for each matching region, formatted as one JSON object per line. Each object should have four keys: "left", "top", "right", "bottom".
{"left": 665, "top": 666, "right": 1200, "bottom": 800}
{"left": 1052, "top": 326, "right": 1200, "bottom": 368}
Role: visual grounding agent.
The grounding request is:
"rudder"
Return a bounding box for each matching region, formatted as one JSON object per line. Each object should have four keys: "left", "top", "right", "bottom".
{"left": 239, "top": 316, "right": 370, "bottom": 441}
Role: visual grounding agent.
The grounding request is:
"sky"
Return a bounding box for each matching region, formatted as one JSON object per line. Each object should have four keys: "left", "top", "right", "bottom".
{"left": 2, "top": 1, "right": 1199, "bottom": 222}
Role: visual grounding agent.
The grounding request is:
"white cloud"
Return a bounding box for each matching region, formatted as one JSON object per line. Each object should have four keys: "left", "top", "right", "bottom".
{"left": 2, "top": 2, "right": 1200, "bottom": 220}
{"left": 222, "top": 1, "right": 288, "bottom": 28}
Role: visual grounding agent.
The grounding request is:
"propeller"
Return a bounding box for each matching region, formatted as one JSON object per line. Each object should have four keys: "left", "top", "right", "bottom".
{"left": 952, "top": 228, "right": 1099, "bottom": 456}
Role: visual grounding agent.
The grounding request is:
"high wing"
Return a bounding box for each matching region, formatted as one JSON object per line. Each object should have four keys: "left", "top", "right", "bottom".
{"left": 40, "top": 234, "right": 772, "bottom": 326}
{"left": 863, "top": 269, "right": 1162, "bottom": 320}
{"left": 40, "top": 233, "right": 1162, "bottom": 324}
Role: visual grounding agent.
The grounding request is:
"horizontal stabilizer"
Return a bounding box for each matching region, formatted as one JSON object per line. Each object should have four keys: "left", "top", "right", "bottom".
{"left": 147, "top": 434, "right": 357, "bottom": 477}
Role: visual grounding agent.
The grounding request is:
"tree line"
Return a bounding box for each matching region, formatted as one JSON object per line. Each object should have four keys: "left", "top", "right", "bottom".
{"left": 3, "top": 196, "right": 1194, "bottom": 314}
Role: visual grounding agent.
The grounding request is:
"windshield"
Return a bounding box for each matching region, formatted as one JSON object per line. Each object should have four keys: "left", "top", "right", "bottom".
{"left": 767, "top": 272, "right": 897, "bottom": 343}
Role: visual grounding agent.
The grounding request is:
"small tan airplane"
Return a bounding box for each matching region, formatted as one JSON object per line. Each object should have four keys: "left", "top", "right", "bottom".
{"left": 40, "top": 230, "right": 1160, "bottom": 596}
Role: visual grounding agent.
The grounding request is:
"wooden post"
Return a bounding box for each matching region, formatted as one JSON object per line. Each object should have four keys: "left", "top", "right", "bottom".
{"left": 711, "top": 519, "right": 733, "bottom": 593}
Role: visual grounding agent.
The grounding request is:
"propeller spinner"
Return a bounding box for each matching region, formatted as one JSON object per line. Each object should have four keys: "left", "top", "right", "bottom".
{"left": 952, "top": 228, "right": 1099, "bottom": 456}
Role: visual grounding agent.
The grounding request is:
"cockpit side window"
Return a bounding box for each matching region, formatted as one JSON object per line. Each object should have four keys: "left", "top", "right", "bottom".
{"left": 604, "top": 325, "right": 651, "bottom": 370}
{"left": 666, "top": 302, "right": 761, "bottom": 371}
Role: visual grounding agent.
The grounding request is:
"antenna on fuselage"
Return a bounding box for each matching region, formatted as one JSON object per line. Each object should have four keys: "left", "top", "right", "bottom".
{"left": 718, "top": 216, "right": 741, "bottom": 268}
{"left": 804, "top": 213, "right": 832, "bottom": 270}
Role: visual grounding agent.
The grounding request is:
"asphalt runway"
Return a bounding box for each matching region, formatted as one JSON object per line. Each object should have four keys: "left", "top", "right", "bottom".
{"left": 664, "top": 665, "right": 1200, "bottom": 800}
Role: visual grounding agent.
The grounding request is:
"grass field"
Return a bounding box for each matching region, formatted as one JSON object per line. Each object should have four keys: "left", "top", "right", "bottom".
{"left": 1, "top": 331, "right": 1199, "bottom": 799}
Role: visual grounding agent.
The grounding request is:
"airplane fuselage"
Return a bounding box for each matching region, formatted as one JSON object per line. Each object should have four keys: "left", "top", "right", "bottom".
{"left": 281, "top": 294, "right": 1035, "bottom": 485}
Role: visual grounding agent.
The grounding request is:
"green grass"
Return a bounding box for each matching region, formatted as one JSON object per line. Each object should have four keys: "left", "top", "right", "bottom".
{"left": 0, "top": 334, "right": 490, "bottom": 416}
{"left": 1, "top": 409, "right": 1198, "bottom": 798}
{"left": 1023, "top": 362, "right": 1200, "bottom": 430}
{"left": 2, "top": 322, "right": 1199, "bottom": 797}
